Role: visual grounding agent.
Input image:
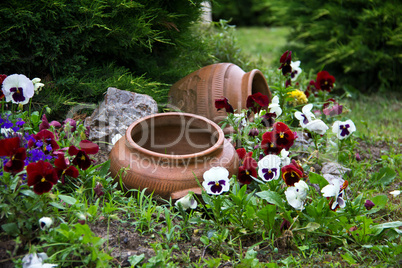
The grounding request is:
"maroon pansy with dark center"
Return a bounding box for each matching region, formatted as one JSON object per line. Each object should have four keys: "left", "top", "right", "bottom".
{"left": 0, "top": 74, "right": 7, "bottom": 100}
{"left": 364, "top": 200, "right": 375, "bottom": 210}
{"left": 315, "top": 71, "right": 335, "bottom": 92}
{"left": 248, "top": 128, "right": 259, "bottom": 137}
{"left": 215, "top": 97, "right": 234, "bottom": 114}
{"left": 54, "top": 153, "right": 79, "bottom": 183}
{"left": 94, "top": 182, "right": 105, "bottom": 197}
{"left": 261, "top": 112, "right": 276, "bottom": 128}
{"left": 246, "top": 92, "right": 270, "bottom": 114}
{"left": 305, "top": 79, "right": 317, "bottom": 98}
{"left": 39, "top": 114, "right": 50, "bottom": 131}
{"left": 28, "top": 129, "right": 60, "bottom": 153}
{"left": 69, "top": 140, "right": 99, "bottom": 170}
{"left": 260, "top": 131, "right": 281, "bottom": 155}
{"left": 0, "top": 136, "right": 27, "bottom": 174}
{"left": 238, "top": 157, "right": 258, "bottom": 184}
{"left": 272, "top": 122, "right": 295, "bottom": 151}
{"left": 27, "top": 160, "right": 58, "bottom": 195}
{"left": 279, "top": 50, "right": 292, "bottom": 75}
{"left": 236, "top": 148, "right": 252, "bottom": 161}
{"left": 281, "top": 162, "right": 304, "bottom": 186}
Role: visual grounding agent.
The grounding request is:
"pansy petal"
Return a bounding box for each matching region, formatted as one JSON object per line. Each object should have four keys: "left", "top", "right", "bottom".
{"left": 79, "top": 140, "right": 99, "bottom": 154}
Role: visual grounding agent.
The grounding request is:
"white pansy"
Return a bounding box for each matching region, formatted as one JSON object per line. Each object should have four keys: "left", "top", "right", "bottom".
{"left": 175, "top": 193, "right": 197, "bottom": 210}
{"left": 321, "top": 180, "right": 346, "bottom": 210}
{"left": 268, "top": 96, "right": 282, "bottom": 117}
{"left": 2, "top": 74, "right": 35, "bottom": 105}
{"left": 304, "top": 119, "right": 329, "bottom": 135}
{"left": 280, "top": 149, "right": 291, "bottom": 166}
{"left": 257, "top": 154, "right": 281, "bottom": 182}
{"left": 22, "top": 252, "right": 57, "bottom": 268}
{"left": 38, "top": 217, "right": 53, "bottom": 230}
{"left": 290, "top": 61, "right": 302, "bottom": 81}
{"left": 390, "top": 190, "right": 401, "bottom": 197}
{"left": 202, "top": 167, "right": 230, "bottom": 195}
{"left": 294, "top": 104, "right": 315, "bottom": 128}
{"left": 332, "top": 120, "right": 356, "bottom": 140}
{"left": 285, "top": 180, "right": 309, "bottom": 210}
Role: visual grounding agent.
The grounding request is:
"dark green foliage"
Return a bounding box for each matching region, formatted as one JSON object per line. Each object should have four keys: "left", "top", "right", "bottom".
{"left": 282, "top": 0, "right": 402, "bottom": 92}
{"left": 212, "top": 0, "right": 275, "bottom": 26}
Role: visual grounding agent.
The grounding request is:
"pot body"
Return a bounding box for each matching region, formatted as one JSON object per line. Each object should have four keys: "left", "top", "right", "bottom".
{"left": 168, "top": 63, "right": 271, "bottom": 123}
{"left": 109, "top": 112, "right": 239, "bottom": 200}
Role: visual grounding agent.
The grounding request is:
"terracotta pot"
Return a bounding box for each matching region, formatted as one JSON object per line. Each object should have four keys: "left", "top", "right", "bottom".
{"left": 168, "top": 63, "right": 271, "bottom": 124}
{"left": 109, "top": 112, "right": 239, "bottom": 200}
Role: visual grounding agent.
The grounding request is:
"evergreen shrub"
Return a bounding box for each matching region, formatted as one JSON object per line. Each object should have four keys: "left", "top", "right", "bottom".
{"left": 282, "top": 0, "right": 402, "bottom": 92}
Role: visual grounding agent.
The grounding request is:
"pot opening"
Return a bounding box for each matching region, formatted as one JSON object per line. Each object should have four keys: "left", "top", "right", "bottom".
{"left": 131, "top": 115, "right": 220, "bottom": 155}
{"left": 251, "top": 70, "right": 270, "bottom": 97}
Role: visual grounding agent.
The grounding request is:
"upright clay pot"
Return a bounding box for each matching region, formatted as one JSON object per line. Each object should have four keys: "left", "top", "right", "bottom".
{"left": 169, "top": 63, "right": 271, "bottom": 124}
{"left": 109, "top": 112, "right": 239, "bottom": 200}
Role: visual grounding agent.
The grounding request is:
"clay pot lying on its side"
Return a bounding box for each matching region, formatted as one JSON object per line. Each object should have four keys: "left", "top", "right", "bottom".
{"left": 169, "top": 63, "right": 271, "bottom": 124}
{"left": 109, "top": 112, "right": 239, "bottom": 200}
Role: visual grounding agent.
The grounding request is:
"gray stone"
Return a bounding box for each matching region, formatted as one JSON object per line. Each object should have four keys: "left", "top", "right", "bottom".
{"left": 321, "top": 162, "right": 351, "bottom": 185}
{"left": 85, "top": 87, "right": 158, "bottom": 152}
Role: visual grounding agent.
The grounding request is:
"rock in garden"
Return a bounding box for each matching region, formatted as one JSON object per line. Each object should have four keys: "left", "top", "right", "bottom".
{"left": 85, "top": 87, "right": 158, "bottom": 153}
{"left": 321, "top": 162, "right": 351, "bottom": 185}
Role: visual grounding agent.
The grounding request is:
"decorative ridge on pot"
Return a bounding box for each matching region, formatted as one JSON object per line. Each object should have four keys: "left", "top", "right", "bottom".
{"left": 109, "top": 112, "right": 239, "bottom": 200}
{"left": 168, "top": 63, "right": 271, "bottom": 124}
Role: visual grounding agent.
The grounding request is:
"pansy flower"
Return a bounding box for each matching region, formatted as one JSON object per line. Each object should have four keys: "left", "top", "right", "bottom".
{"left": 332, "top": 120, "right": 356, "bottom": 139}
{"left": 315, "top": 71, "right": 335, "bottom": 92}
{"left": 32, "top": 77, "right": 45, "bottom": 93}
{"left": 0, "top": 136, "right": 27, "bottom": 174}
{"left": 27, "top": 160, "right": 58, "bottom": 195}
{"left": 0, "top": 74, "right": 7, "bottom": 100}
{"left": 1, "top": 74, "right": 35, "bottom": 105}
{"left": 294, "top": 104, "right": 315, "bottom": 128}
{"left": 285, "top": 180, "right": 309, "bottom": 211}
{"left": 321, "top": 180, "right": 348, "bottom": 211}
{"left": 175, "top": 192, "right": 197, "bottom": 210}
{"left": 215, "top": 97, "right": 234, "bottom": 114}
{"left": 54, "top": 153, "right": 79, "bottom": 183}
{"left": 246, "top": 92, "right": 270, "bottom": 114}
{"left": 281, "top": 160, "right": 304, "bottom": 186}
{"left": 364, "top": 200, "right": 375, "bottom": 210}
{"left": 238, "top": 157, "right": 258, "bottom": 184}
{"left": 28, "top": 129, "right": 60, "bottom": 154}
{"left": 272, "top": 122, "right": 295, "bottom": 151}
{"left": 39, "top": 114, "right": 50, "bottom": 131}
{"left": 305, "top": 120, "right": 329, "bottom": 135}
{"left": 280, "top": 149, "right": 291, "bottom": 166}
{"left": 202, "top": 167, "right": 230, "bottom": 195}
{"left": 290, "top": 61, "right": 302, "bottom": 81}
{"left": 305, "top": 80, "right": 317, "bottom": 97}
{"left": 68, "top": 140, "right": 99, "bottom": 170}
{"left": 260, "top": 131, "right": 281, "bottom": 155}
{"left": 258, "top": 154, "right": 281, "bottom": 182}
{"left": 94, "top": 182, "right": 105, "bottom": 198}
{"left": 268, "top": 95, "right": 282, "bottom": 117}
{"left": 260, "top": 112, "right": 277, "bottom": 128}
{"left": 248, "top": 128, "right": 259, "bottom": 137}
{"left": 279, "top": 50, "right": 292, "bottom": 75}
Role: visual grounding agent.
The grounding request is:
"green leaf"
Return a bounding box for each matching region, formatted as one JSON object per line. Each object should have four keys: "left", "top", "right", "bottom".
{"left": 370, "top": 195, "right": 388, "bottom": 209}
{"left": 49, "top": 201, "right": 66, "bottom": 210}
{"left": 256, "top": 190, "right": 284, "bottom": 208}
{"left": 373, "top": 221, "right": 402, "bottom": 232}
{"left": 371, "top": 167, "right": 396, "bottom": 186}
{"left": 2, "top": 223, "right": 20, "bottom": 235}
{"left": 128, "top": 254, "right": 145, "bottom": 266}
{"left": 98, "top": 160, "right": 111, "bottom": 177}
{"left": 308, "top": 172, "right": 328, "bottom": 189}
{"left": 341, "top": 253, "right": 357, "bottom": 265}
{"left": 305, "top": 222, "right": 320, "bottom": 232}
{"left": 59, "top": 194, "right": 77, "bottom": 205}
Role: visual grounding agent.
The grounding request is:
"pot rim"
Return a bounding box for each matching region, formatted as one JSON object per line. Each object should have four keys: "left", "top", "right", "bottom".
{"left": 125, "top": 112, "right": 225, "bottom": 160}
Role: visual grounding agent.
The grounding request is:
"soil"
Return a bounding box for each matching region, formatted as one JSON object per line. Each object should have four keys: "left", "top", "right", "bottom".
{"left": 0, "top": 139, "right": 400, "bottom": 267}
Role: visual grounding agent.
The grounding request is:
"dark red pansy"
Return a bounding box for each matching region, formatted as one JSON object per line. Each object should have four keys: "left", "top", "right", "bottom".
{"left": 94, "top": 182, "right": 104, "bottom": 197}
{"left": 305, "top": 80, "right": 317, "bottom": 98}
{"left": 0, "top": 74, "right": 7, "bottom": 99}
{"left": 238, "top": 157, "right": 258, "bottom": 184}
{"left": 39, "top": 114, "right": 50, "bottom": 131}
{"left": 260, "top": 131, "right": 281, "bottom": 155}
{"left": 279, "top": 50, "right": 292, "bottom": 75}
{"left": 236, "top": 148, "right": 252, "bottom": 161}
{"left": 246, "top": 93, "right": 270, "bottom": 114}
{"left": 27, "top": 160, "right": 58, "bottom": 195}
{"left": 364, "top": 200, "right": 375, "bottom": 210}
{"left": 215, "top": 97, "right": 234, "bottom": 114}
{"left": 54, "top": 153, "right": 79, "bottom": 183}
{"left": 248, "top": 128, "right": 259, "bottom": 137}
{"left": 261, "top": 112, "right": 276, "bottom": 128}
{"left": 272, "top": 122, "right": 295, "bottom": 151}
{"left": 315, "top": 71, "right": 335, "bottom": 92}
{"left": 285, "top": 79, "right": 291, "bottom": 88}
{"left": 69, "top": 140, "right": 99, "bottom": 170}
{"left": 28, "top": 129, "right": 60, "bottom": 153}
{"left": 281, "top": 162, "right": 304, "bottom": 186}
{"left": 0, "top": 136, "right": 27, "bottom": 174}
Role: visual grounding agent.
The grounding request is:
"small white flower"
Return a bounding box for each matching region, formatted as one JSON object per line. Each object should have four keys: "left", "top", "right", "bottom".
{"left": 390, "top": 190, "right": 401, "bottom": 197}
{"left": 22, "top": 252, "right": 57, "bottom": 268}
{"left": 233, "top": 113, "right": 247, "bottom": 128}
{"left": 294, "top": 104, "right": 315, "bottom": 128}
{"left": 268, "top": 96, "right": 282, "bottom": 117}
{"left": 332, "top": 120, "right": 356, "bottom": 139}
{"left": 202, "top": 167, "right": 230, "bottom": 195}
{"left": 304, "top": 119, "right": 329, "bottom": 135}
{"left": 175, "top": 193, "right": 197, "bottom": 210}
{"left": 111, "top": 133, "right": 122, "bottom": 145}
{"left": 290, "top": 61, "right": 302, "bottom": 81}
{"left": 280, "top": 149, "right": 291, "bottom": 166}
{"left": 285, "top": 180, "right": 309, "bottom": 210}
{"left": 38, "top": 217, "right": 53, "bottom": 230}
{"left": 321, "top": 180, "right": 346, "bottom": 210}
{"left": 257, "top": 154, "right": 281, "bottom": 182}
{"left": 32, "top": 77, "right": 45, "bottom": 93}
{"left": 2, "top": 74, "right": 35, "bottom": 105}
